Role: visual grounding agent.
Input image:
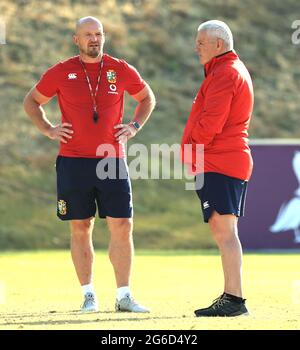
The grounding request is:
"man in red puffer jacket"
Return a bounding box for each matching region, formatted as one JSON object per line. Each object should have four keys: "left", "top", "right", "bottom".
{"left": 181, "top": 20, "right": 254, "bottom": 317}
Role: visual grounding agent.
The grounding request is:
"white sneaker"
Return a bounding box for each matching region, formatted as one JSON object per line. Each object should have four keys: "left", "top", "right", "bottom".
{"left": 81, "top": 292, "right": 99, "bottom": 313}
{"left": 115, "top": 293, "right": 150, "bottom": 313}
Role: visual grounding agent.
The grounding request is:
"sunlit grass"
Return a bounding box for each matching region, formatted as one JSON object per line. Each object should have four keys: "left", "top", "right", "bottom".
{"left": 0, "top": 251, "right": 299, "bottom": 330}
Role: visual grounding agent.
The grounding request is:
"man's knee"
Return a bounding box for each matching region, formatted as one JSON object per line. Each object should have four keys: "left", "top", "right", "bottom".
{"left": 70, "top": 218, "right": 94, "bottom": 237}
{"left": 108, "top": 218, "right": 133, "bottom": 241}
{"left": 115, "top": 218, "right": 133, "bottom": 235}
{"left": 209, "top": 212, "right": 237, "bottom": 243}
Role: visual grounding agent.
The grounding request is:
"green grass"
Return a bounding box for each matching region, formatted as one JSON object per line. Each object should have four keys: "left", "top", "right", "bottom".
{"left": 0, "top": 250, "right": 299, "bottom": 330}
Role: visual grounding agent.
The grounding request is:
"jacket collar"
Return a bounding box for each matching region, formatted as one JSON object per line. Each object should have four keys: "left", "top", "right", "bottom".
{"left": 204, "top": 50, "right": 238, "bottom": 77}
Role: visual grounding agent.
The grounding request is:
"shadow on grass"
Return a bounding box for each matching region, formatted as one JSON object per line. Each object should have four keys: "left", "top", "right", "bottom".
{"left": 0, "top": 310, "right": 183, "bottom": 327}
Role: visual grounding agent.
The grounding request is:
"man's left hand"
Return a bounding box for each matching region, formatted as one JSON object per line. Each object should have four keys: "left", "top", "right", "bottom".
{"left": 114, "top": 123, "right": 137, "bottom": 143}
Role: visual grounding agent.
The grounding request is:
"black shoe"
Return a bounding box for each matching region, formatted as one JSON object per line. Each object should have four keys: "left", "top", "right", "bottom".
{"left": 194, "top": 293, "right": 249, "bottom": 317}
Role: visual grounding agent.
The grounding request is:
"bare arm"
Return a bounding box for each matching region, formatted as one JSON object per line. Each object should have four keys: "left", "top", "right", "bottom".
{"left": 114, "top": 83, "right": 156, "bottom": 142}
{"left": 130, "top": 83, "right": 156, "bottom": 128}
{"left": 23, "top": 87, "right": 73, "bottom": 143}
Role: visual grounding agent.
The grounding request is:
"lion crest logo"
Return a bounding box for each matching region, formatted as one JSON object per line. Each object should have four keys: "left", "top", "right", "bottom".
{"left": 107, "top": 70, "right": 117, "bottom": 83}
{"left": 57, "top": 199, "right": 67, "bottom": 215}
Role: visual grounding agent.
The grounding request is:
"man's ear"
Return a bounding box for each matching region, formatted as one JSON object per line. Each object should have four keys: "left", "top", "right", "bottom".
{"left": 216, "top": 38, "right": 222, "bottom": 49}
{"left": 217, "top": 38, "right": 226, "bottom": 51}
{"left": 73, "top": 34, "right": 78, "bottom": 46}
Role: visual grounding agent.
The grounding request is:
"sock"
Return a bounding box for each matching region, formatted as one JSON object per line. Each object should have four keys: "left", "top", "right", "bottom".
{"left": 224, "top": 292, "right": 245, "bottom": 304}
{"left": 117, "top": 286, "right": 131, "bottom": 301}
{"left": 82, "top": 283, "right": 95, "bottom": 296}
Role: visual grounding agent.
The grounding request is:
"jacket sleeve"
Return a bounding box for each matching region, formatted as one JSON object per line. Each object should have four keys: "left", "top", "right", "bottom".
{"left": 190, "top": 72, "right": 235, "bottom": 148}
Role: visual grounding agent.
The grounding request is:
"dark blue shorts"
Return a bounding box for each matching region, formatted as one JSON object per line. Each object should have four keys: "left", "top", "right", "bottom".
{"left": 56, "top": 156, "right": 133, "bottom": 220}
{"left": 195, "top": 172, "right": 248, "bottom": 223}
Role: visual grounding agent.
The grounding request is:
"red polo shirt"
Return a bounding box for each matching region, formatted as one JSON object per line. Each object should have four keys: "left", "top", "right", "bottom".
{"left": 181, "top": 51, "right": 254, "bottom": 180}
{"left": 36, "top": 54, "right": 146, "bottom": 158}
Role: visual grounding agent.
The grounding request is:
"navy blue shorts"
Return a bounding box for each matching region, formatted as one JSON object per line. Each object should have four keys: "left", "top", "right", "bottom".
{"left": 56, "top": 156, "right": 133, "bottom": 220}
{"left": 195, "top": 172, "right": 248, "bottom": 223}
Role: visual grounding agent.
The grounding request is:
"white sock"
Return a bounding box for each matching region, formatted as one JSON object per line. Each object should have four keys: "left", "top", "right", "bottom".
{"left": 117, "top": 286, "right": 131, "bottom": 301}
{"left": 82, "top": 283, "right": 95, "bottom": 296}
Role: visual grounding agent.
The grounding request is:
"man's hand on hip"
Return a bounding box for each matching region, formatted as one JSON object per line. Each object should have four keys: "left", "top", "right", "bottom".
{"left": 45, "top": 122, "right": 74, "bottom": 143}
{"left": 114, "top": 123, "right": 137, "bottom": 143}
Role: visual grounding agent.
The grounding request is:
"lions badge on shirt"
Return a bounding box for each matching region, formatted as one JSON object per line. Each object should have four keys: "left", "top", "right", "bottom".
{"left": 106, "top": 70, "right": 117, "bottom": 84}
{"left": 57, "top": 199, "right": 67, "bottom": 215}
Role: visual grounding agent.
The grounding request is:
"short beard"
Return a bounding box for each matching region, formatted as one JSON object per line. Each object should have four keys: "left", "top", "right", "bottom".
{"left": 87, "top": 47, "right": 100, "bottom": 58}
{"left": 81, "top": 46, "right": 101, "bottom": 58}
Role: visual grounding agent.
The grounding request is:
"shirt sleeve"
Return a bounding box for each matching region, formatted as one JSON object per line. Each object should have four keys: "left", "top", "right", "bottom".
{"left": 191, "top": 72, "right": 235, "bottom": 148}
{"left": 35, "top": 64, "right": 60, "bottom": 98}
{"left": 122, "top": 61, "right": 146, "bottom": 95}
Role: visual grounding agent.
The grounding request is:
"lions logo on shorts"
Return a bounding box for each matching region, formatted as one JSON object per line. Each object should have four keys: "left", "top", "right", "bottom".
{"left": 107, "top": 70, "right": 117, "bottom": 83}
{"left": 57, "top": 199, "right": 67, "bottom": 215}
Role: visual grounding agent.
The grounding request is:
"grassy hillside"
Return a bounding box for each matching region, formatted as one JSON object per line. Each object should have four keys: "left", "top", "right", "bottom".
{"left": 0, "top": 0, "right": 300, "bottom": 249}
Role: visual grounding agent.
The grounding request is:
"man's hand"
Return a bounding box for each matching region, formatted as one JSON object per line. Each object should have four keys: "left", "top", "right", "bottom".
{"left": 45, "top": 123, "right": 74, "bottom": 143}
{"left": 114, "top": 123, "right": 137, "bottom": 143}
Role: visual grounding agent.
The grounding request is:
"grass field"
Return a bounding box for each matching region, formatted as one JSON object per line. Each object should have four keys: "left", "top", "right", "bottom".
{"left": 0, "top": 250, "right": 299, "bottom": 330}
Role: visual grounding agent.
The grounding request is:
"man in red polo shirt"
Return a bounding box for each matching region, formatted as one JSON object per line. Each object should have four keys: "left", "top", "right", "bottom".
{"left": 182, "top": 20, "right": 254, "bottom": 317}
{"left": 24, "top": 16, "right": 156, "bottom": 313}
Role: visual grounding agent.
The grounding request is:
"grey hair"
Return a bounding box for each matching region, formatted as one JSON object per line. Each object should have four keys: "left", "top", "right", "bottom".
{"left": 198, "top": 20, "right": 233, "bottom": 50}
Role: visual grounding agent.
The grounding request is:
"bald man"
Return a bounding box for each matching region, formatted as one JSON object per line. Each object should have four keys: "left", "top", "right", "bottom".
{"left": 24, "top": 16, "right": 156, "bottom": 313}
